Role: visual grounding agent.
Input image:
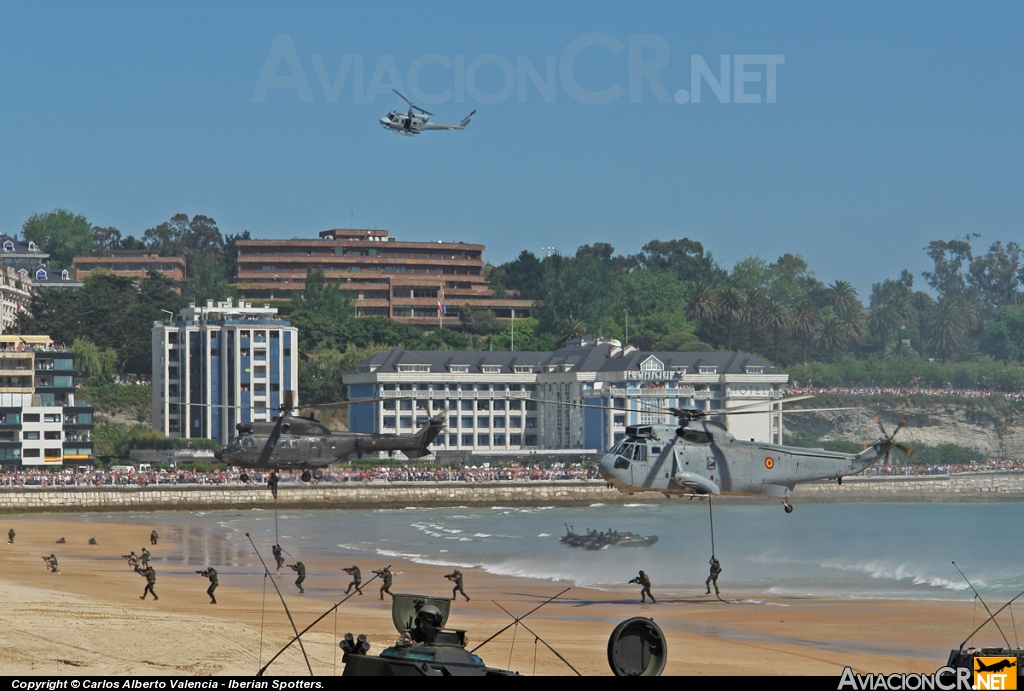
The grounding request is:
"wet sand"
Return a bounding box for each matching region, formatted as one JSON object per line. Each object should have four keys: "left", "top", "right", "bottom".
{"left": 0, "top": 514, "right": 988, "bottom": 676}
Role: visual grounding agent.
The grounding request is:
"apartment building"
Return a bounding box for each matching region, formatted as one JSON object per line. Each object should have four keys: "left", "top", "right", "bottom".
{"left": 0, "top": 335, "right": 93, "bottom": 466}
{"left": 74, "top": 251, "right": 186, "bottom": 286}
{"left": 151, "top": 299, "right": 298, "bottom": 444}
{"left": 234, "top": 229, "right": 531, "bottom": 327}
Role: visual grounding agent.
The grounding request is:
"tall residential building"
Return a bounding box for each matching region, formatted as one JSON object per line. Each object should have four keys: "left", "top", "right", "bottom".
{"left": 73, "top": 251, "right": 186, "bottom": 288}
{"left": 0, "top": 234, "right": 83, "bottom": 293}
{"left": 342, "top": 338, "right": 789, "bottom": 456}
{"left": 234, "top": 229, "right": 531, "bottom": 327}
{"left": 0, "top": 335, "right": 93, "bottom": 467}
{"left": 151, "top": 299, "right": 299, "bottom": 444}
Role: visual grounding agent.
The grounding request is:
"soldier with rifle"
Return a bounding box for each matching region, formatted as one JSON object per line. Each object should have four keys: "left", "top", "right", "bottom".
{"left": 343, "top": 565, "right": 363, "bottom": 595}
{"left": 373, "top": 567, "right": 394, "bottom": 600}
{"left": 445, "top": 569, "right": 470, "bottom": 601}
{"left": 288, "top": 561, "right": 306, "bottom": 594}
{"left": 122, "top": 551, "right": 139, "bottom": 570}
{"left": 137, "top": 564, "right": 158, "bottom": 600}
{"left": 196, "top": 567, "right": 218, "bottom": 604}
{"left": 628, "top": 570, "right": 656, "bottom": 603}
{"left": 42, "top": 554, "right": 59, "bottom": 573}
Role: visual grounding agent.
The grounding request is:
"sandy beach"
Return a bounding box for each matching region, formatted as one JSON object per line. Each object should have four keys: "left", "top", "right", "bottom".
{"left": 0, "top": 513, "right": 989, "bottom": 677}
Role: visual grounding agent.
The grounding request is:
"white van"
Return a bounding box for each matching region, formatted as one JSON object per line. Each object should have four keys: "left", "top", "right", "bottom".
{"left": 138, "top": 463, "right": 152, "bottom": 472}
{"left": 110, "top": 465, "right": 135, "bottom": 474}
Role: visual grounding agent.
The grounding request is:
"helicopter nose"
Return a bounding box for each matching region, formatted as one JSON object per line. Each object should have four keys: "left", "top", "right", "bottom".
{"left": 597, "top": 454, "right": 615, "bottom": 480}
{"left": 379, "top": 117, "right": 390, "bottom": 126}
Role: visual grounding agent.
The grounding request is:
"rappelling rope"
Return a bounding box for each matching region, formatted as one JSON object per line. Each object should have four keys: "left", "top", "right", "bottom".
{"left": 258, "top": 572, "right": 268, "bottom": 670}
{"left": 708, "top": 494, "right": 716, "bottom": 557}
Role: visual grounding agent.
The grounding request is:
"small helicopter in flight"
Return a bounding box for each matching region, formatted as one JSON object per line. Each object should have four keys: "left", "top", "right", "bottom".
{"left": 380, "top": 89, "right": 476, "bottom": 135}
{"left": 209, "top": 392, "right": 446, "bottom": 482}
{"left": 566, "top": 397, "right": 910, "bottom": 512}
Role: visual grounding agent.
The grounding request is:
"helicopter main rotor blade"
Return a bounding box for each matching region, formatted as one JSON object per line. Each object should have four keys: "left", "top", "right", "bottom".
{"left": 392, "top": 88, "right": 413, "bottom": 106}
{"left": 874, "top": 414, "right": 890, "bottom": 438}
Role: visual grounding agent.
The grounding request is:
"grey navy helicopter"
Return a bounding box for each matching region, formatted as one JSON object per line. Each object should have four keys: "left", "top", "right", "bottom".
{"left": 380, "top": 89, "right": 475, "bottom": 135}
{"left": 210, "top": 392, "right": 446, "bottom": 482}
{"left": 586, "top": 398, "right": 912, "bottom": 513}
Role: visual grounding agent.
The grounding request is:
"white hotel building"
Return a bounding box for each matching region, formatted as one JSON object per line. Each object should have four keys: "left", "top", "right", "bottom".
{"left": 343, "top": 337, "right": 790, "bottom": 453}
{"left": 151, "top": 299, "right": 299, "bottom": 444}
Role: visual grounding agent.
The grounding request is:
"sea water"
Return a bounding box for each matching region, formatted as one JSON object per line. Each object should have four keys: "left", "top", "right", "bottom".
{"left": 89, "top": 502, "right": 1023, "bottom": 601}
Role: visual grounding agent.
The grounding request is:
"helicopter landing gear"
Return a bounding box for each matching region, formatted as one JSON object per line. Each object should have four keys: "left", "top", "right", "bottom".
{"left": 782, "top": 498, "right": 794, "bottom": 514}
{"left": 312, "top": 469, "right": 323, "bottom": 481}
{"left": 239, "top": 472, "right": 249, "bottom": 483}
{"left": 301, "top": 470, "right": 312, "bottom": 483}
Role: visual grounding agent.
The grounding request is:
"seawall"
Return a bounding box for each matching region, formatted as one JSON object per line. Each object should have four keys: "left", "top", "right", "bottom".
{"left": 0, "top": 473, "right": 1021, "bottom": 514}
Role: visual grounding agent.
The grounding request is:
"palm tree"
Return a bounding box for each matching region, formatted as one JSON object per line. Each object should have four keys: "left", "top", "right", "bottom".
{"left": 743, "top": 289, "right": 766, "bottom": 354}
{"left": 716, "top": 286, "right": 746, "bottom": 351}
{"left": 909, "top": 291, "right": 936, "bottom": 356}
{"left": 556, "top": 317, "right": 588, "bottom": 346}
{"left": 828, "top": 280, "right": 859, "bottom": 315}
{"left": 837, "top": 303, "right": 867, "bottom": 353}
{"left": 925, "top": 297, "right": 969, "bottom": 360}
{"left": 868, "top": 300, "right": 902, "bottom": 361}
{"left": 791, "top": 300, "right": 820, "bottom": 365}
{"left": 685, "top": 282, "right": 718, "bottom": 337}
{"left": 814, "top": 308, "right": 847, "bottom": 360}
{"left": 760, "top": 298, "right": 793, "bottom": 365}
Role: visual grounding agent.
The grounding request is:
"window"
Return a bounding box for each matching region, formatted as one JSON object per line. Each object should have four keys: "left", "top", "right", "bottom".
{"left": 382, "top": 400, "right": 396, "bottom": 411}
{"left": 36, "top": 269, "right": 47, "bottom": 280}
{"left": 44, "top": 431, "right": 61, "bottom": 440}
{"left": 513, "top": 365, "right": 533, "bottom": 374}
{"left": 400, "top": 400, "right": 413, "bottom": 411}
{"left": 477, "top": 434, "right": 490, "bottom": 446}
{"left": 745, "top": 366, "right": 764, "bottom": 374}
{"left": 640, "top": 356, "right": 664, "bottom": 372}
{"left": 614, "top": 415, "right": 625, "bottom": 425}
{"left": 509, "top": 400, "right": 522, "bottom": 411}
{"left": 493, "top": 400, "right": 505, "bottom": 411}
{"left": 23, "top": 448, "right": 40, "bottom": 457}
{"left": 526, "top": 417, "right": 537, "bottom": 428}
{"left": 510, "top": 434, "right": 522, "bottom": 445}
{"left": 476, "top": 416, "right": 489, "bottom": 428}
{"left": 397, "top": 364, "right": 431, "bottom": 373}
{"left": 448, "top": 416, "right": 458, "bottom": 428}
{"left": 481, "top": 365, "right": 501, "bottom": 374}
{"left": 44, "top": 414, "right": 60, "bottom": 423}
{"left": 476, "top": 400, "right": 489, "bottom": 411}
{"left": 2, "top": 241, "right": 12, "bottom": 251}
{"left": 461, "top": 416, "right": 473, "bottom": 428}
{"left": 698, "top": 366, "right": 718, "bottom": 375}
{"left": 524, "top": 435, "right": 538, "bottom": 446}
{"left": 400, "top": 417, "right": 413, "bottom": 429}
{"left": 462, "top": 434, "right": 473, "bottom": 446}
{"left": 509, "top": 417, "right": 521, "bottom": 428}
{"left": 493, "top": 433, "right": 506, "bottom": 445}
{"left": 493, "top": 417, "right": 505, "bottom": 428}
{"left": 61, "top": 270, "right": 69, "bottom": 280}
{"left": 45, "top": 448, "right": 62, "bottom": 458}
{"left": 449, "top": 364, "right": 469, "bottom": 373}
{"left": 461, "top": 401, "right": 473, "bottom": 411}
{"left": 448, "top": 434, "right": 458, "bottom": 446}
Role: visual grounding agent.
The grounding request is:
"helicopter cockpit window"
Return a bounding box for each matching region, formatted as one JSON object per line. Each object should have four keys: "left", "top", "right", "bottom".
{"left": 613, "top": 456, "right": 631, "bottom": 469}
{"left": 611, "top": 441, "right": 631, "bottom": 457}
{"left": 632, "top": 444, "right": 647, "bottom": 462}
{"left": 682, "top": 429, "right": 713, "bottom": 445}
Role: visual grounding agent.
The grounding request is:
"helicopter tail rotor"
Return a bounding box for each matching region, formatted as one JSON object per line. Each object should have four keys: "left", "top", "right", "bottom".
{"left": 873, "top": 416, "right": 913, "bottom": 466}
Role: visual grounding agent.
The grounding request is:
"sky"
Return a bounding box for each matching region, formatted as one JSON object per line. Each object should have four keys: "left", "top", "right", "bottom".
{"left": 0, "top": 1, "right": 1021, "bottom": 297}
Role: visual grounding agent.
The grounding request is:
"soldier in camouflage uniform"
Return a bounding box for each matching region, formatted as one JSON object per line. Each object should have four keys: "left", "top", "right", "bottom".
{"left": 150, "top": 530, "right": 159, "bottom": 545}
{"left": 288, "top": 561, "right": 306, "bottom": 593}
{"left": 629, "top": 570, "right": 656, "bottom": 603}
{"left": 138, "top": 565, "right": 158, "bottom": 600}
{"left": 272, "top": 544, "right": 285, "bottom": 572}
{"left": 446, "top": 569, "right": 470, "bottom": 602}
{"left": 343, "top": 565, "right": 363, "bottom": 595}
{"left": 198, "top": 567, "right": 218, "bottom": 604}
{"left": 706, "top": 557, "right": 722, "bottom": 596}
{"left": 374, "top": 567, "right": 394, "bottom": 600}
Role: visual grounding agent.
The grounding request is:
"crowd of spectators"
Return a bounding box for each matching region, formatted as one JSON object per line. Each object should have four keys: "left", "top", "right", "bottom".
{"left": 786, "top": 384, "right": 1024, "bottom": 401}
{"left": 862, "top": 458, "right": 1024, "bottom": 476}
{"left": 0, "top": 462, "right": 600, "bottom": 488}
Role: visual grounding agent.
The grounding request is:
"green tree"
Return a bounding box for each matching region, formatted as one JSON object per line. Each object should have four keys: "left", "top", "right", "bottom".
{"left": 685, "top": 282, "right": 718, "bottom": 332}
{"left": 716, "top": 285, "right": 746, "bottom": 351}
{"left": 792, "top": 300, "right": 820, "bottom": 365}
{"left": 968, "top": 241, "right": 1022, "bottom": 310}
{"left": 22, "top": 209, "right": 93, "bottom": 270}
{"left": 814, "top": 308, "right": 848, "bottom": 360}
{"left": 925, "top": 296, "right": 970, "bottom": 361}
{"left": 188, "top": 253, "right": 234, "bottom": 305}
{"left": 143, "top": 213, "right": 225, "bottom": 273}
{"left": 760, "top": 298, "right": 792, "bottom": 365}
{"left": 72, "top": 338, "right": 118, "bottom": 384}
{"left": 488, "top": 317, "right": 556, "bottom": 351}
{"left": 923, "top": 236, "right": 976, "bottom": 298}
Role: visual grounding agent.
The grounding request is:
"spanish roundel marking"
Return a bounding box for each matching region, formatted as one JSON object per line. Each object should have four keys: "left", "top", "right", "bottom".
{"left": 764, "top": 457, "right": 775, "bottom": 470}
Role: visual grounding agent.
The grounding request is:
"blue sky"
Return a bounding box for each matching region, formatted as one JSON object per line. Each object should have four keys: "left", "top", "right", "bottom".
{"left": 0, "top": 1, "right": 1021, "bottom": 297}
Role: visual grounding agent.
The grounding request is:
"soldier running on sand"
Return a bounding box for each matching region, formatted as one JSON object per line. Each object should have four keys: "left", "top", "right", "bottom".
{"left": 137, "top": 565, "right": 158, "bottom": 600}
{"left": 288, "top": 562, "right": 306, "bottom": 593}
{"left": 445, "top": 569, "right": 470, "bottom": 601}
{"left": 343, "top": 565, "right": 363, "bottom": 595}
{"left": 629, "top": 570, "right": 656, "bottom": 603}
{"left": 150, "top": 530, "right": 159, "bottom": 546}
{"left": 374, "top": 567, "right": 394, "bottom": 600}
{"left": 706, "top": 557, "right": 722, "bottom": 596}
{"left": 197, "top": 567, "right": 218, "bottom": 604}
{"left": 8, "top": 528, "right": 14, "bottom": 544}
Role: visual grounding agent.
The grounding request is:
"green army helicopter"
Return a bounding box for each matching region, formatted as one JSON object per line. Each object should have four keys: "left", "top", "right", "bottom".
{"left": 579, "top": 398, "right": 911, "bottom": 512}
{"left": 206, "top": 392, "right": 446, "bottom": 482}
